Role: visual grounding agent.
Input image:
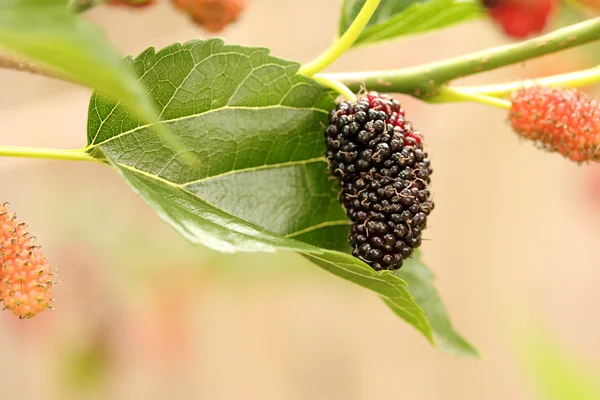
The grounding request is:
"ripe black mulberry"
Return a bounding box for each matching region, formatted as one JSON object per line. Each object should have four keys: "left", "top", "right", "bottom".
{"left": 324, "top": 92, "right": 434, "bottom": 271}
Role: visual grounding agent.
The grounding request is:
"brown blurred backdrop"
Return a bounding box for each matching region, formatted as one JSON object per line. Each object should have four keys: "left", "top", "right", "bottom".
{"left": 0, "top": 1, "right": 599, "bottom": 399}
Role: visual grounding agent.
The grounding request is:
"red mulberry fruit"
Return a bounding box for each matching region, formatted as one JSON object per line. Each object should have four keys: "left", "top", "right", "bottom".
{"left": 510, "top": 85, "right": 600, "bottom": 163}
{"left": 0, "top": 203, "right": 54, "bottom": 319}
{"left": 325, "top": 92, "right": 434, "bottom": 271}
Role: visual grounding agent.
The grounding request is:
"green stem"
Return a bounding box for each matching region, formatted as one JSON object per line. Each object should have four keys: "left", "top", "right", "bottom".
{"left": 322, "top": 17, "right": 600, "bottom": 97}
{"left": 298, "top": 0, "right": 381, "bottom": 77}
{"left": 312, "top": 74, "right": 357, "bottom": 101}
{"left": 457, "top": 65, "right": 600, "bottom": 97}
{"left": 0, "top": 146, "right": 100, "bottom": 163}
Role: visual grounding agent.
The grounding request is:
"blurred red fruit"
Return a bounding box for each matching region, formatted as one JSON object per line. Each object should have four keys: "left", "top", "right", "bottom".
{"left": 172, "top": 0, "right": 245, "bottom": 32}
{"left": 577, "top": 0, "right": 600, "bottom": 10}
{"left": 483, "top": 0, "right": 555, "bottom": 38}
{"left": 585, "top": 166, "right": 600, "bottom": 206}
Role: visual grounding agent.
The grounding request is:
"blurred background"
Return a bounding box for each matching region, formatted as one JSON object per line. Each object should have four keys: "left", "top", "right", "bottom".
{"left": 1, "top": 1, "right": 600, "bottom": 398}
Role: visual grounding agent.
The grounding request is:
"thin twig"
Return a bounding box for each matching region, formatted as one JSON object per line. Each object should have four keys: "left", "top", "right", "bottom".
{"left": 323, "top": 17, "right": 600, "bottom": 98}
{"left": 0, "top": 52, "right": 57, "bottom": 79}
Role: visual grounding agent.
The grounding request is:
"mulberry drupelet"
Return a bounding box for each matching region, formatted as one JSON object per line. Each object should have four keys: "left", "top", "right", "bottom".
{"left": 324, "top": 92, "right": 434, "bottom": 271}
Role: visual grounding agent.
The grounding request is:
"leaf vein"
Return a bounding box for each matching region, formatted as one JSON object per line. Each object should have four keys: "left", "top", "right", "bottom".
{"left": 89, "top": 104, "right": 328, "bottom": 149}
{"left": 182, "top": 157, "right": 327, "bottom": 186}
{"left": 285, "top": 220, "right": 350, "bottom": 238}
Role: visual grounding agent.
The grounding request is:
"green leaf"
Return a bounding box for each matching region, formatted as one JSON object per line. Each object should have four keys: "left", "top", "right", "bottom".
{"left": 108, "top": 156, "right": 434, "bottom": 343}
{"left": 340, "top": 0, "right": 484, "bottom": 47}
{"left": 393, "top": 253, "right": 479, "bottom": 357}
{"left": 86, "top": 38, "right": 477, "bottom": 354}
{"left": 0, "top": 0, "right": 158, "bottom": 127}
{"left": 303, "top": 251, "right": 433, "bottom": 342}
{"left": 518, "top": 327, "right": 600, "bottom": 400}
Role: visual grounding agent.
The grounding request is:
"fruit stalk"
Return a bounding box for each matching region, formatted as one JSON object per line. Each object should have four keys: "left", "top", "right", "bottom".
{"left": 312, "top": 75, "right": 357, "bottom": 102}
{"left": 431, "top": 86, "right": 512, "bottom": 108}
{"left": 455, "top": 65, "right": 600, "bottom": 97}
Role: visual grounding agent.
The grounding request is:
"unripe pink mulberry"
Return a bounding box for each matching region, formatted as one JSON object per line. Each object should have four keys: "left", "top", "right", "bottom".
{"left": 0, "top": 203, "right": 54, "bottom": 319}
{"left": 509, "top": 85, "right": 600, "bottom": 163}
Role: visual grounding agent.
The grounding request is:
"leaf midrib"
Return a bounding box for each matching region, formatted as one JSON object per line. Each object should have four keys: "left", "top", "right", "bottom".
{"left": 284, "top": 220, "right": 350, "bottom": 238}
{"left": 87, "top": 103, "right": 328, "bottom": 150}
{"left": 110, "top": 155, "right": 329, "bottom": 186}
